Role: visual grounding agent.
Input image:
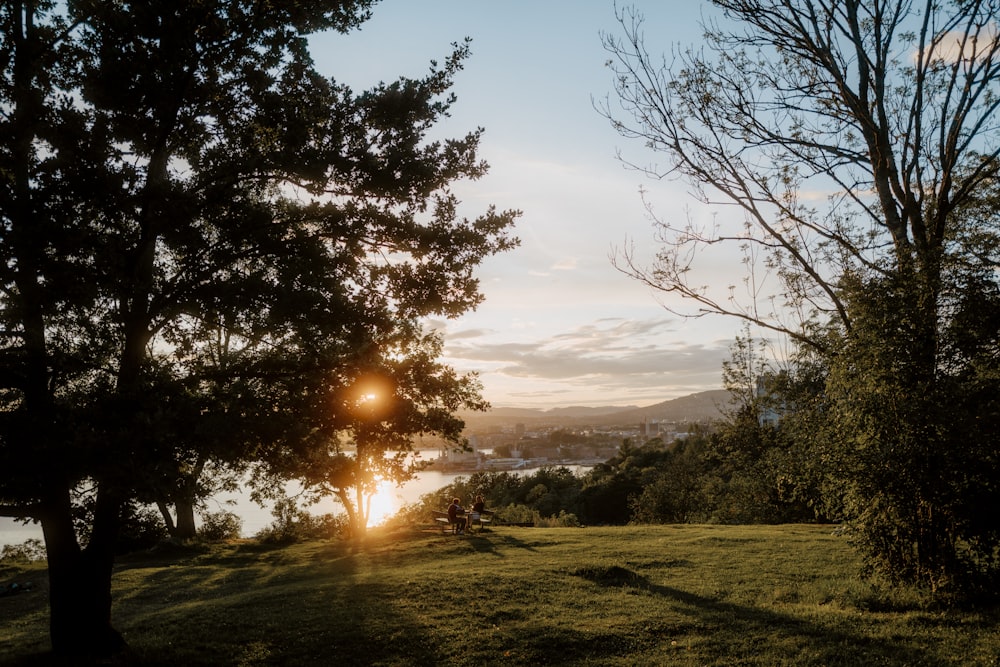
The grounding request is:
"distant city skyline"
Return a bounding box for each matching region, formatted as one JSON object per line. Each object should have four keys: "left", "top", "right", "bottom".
{"left": 311, "top": 1, "right": 746, "bottom": 409}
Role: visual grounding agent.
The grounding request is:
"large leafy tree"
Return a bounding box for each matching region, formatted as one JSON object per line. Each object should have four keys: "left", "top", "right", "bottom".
{"left": 267, "top": 324, "right": 490, "bottom": 538}
{"left": 0, "top": 0, "right": 517, "bottom": 657}
{"left": 602, "top": 1, "right": 1000, "bottom": 593}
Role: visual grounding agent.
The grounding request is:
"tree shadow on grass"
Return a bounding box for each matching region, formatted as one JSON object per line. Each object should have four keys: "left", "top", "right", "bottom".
{"left": 442, "top": 531, "right": 543, "bottom": 556}
{"left": 571, "top": 565, "right": 934, "bottom": 665}
{"left": 488, "top": 533, "right": 550, "bottom": 553}
{"left": 7, "top": 540, "right": 966, "bottom": 666}
{"left": 465, "top": 535, "right": 499, "bottom": 555}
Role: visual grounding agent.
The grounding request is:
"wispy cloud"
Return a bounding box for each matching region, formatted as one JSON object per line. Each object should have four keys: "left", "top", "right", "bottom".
{"left": 441, "top": 317, "right": 729, "bottom": 406}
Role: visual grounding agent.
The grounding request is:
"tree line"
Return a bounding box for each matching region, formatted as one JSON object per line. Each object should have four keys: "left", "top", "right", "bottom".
{"left": 426, "top": 392, "right": 824, "bottom": 534}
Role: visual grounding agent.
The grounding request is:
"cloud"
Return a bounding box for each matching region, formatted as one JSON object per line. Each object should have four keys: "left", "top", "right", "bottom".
{"left": 442, "top": 327, "right": 493, "bottom": 341}
{"left": 442, "top": 317, "right": 730, "bottom": 406}
{"left": 551, "top": 258, "right": 578, "bottom": 271}
{"left": 915, "top": 26, "right": 1000, "bottom": 65}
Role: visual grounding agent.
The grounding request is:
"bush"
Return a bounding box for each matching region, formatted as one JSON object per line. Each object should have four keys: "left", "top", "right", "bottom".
{"left": 0, "top": 538, "right": 46, "bottom": 563}
{"left": 490, "top": 505, "right": 579, "bottom": 527}
{"left": 494, "top": 503, "right": 539, "bottom": 526}
{"left": 198, "top": 510, "right": 243, "bottom": 541}
{"left": 537, "top": 510, "right": 581, "bottom": 528}
{"left": 383, "top": 502, "right": 425, "bottom": 529}
{"left": 254, "top": 497, "right": 346, "bottom": 543}
{"left": 116, "top": 504, "right": 169, "bottom": 554}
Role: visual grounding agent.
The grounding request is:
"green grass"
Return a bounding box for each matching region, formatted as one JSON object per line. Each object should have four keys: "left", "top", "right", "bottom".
{"left": 2, "top": 524, "right": 999, "bottom": 665}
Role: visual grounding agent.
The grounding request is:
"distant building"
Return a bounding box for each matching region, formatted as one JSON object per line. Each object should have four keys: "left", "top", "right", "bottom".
{"left": 639, "top": 418, "right": 661, "bottom": 439}
{"left": 756, "top": 374, "right": 785, "bottom": 426}
{"left": 436, "top": 441, "right": 479, "bottom": 470}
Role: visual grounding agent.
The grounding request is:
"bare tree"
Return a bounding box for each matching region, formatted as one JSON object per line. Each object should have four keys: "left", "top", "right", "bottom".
{"left": 601, "top": 0, "right": 1000, "bottom": 593}
{"left": 600, "top": 0, "right": 1000, "bottom": 351}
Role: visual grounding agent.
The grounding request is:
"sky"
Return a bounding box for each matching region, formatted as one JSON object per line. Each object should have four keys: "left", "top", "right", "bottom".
{"left": 309, "top": 1, "right": 741, "bottom": 409}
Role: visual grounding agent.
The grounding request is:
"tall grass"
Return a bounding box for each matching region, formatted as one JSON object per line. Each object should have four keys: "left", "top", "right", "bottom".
{"left": 2, "top": 524, "right": 998, "bottom": 665}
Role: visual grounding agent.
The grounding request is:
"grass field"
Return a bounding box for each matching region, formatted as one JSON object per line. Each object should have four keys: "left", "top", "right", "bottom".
{"left": 2, "top": 524, "right": 999, "bottom": 666}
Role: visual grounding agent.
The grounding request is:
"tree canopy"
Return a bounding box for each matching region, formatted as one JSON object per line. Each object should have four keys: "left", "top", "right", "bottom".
{"left": 0, "top": 0, "right": 517, "bottom": 656}
{"left": 602, "top": 0, "right": 1000, "bottom": 595}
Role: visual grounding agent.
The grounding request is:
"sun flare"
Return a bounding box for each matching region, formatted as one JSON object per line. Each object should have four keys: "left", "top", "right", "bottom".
{"left": 367, "top": 479, "right": 398, "bottom": 527}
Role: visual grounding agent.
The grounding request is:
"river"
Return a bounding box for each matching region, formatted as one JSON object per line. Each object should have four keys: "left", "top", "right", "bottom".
{"left": 0, "top": 468, "right": 467, "bottom": 548}
{"left": 1, "top": 460, "right": 594, "bottom": 548}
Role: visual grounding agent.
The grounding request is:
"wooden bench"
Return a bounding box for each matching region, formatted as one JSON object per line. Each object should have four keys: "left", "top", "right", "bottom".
{"left": 469, "top": 509, "right": 494, "bottom": 533}
{"left": 432, "top": 509, "right": 459, "bottom": 534}
{"left": 431, "top": 509, "right": 495, "bottom": 534}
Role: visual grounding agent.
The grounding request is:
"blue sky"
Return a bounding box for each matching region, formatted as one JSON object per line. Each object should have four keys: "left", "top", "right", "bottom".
{"left": 310, "top": 1, "right": 740, "bottom": 409}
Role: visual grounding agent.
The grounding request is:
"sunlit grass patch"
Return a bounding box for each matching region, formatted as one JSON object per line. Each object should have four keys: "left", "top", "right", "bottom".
{"left": 1, "top": 525, "right": 998, "bottom": 665}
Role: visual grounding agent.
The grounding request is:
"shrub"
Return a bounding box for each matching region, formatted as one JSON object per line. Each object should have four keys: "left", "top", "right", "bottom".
{"left": 116, "top": 504, "right": 169, "bottom": 554}
{"left": 198, "top": 510, "right": 243, "bottom": 541}
{"left": 383, "top": 502, "right": 424, "bottom": 529}
{"left": 537, "top": 510, "right": 581, "bottom": 528}
{"left": 254, "top": 497, "right": 346, "bottom": 543}
{"left": 494, "top": 503, "right": 539, "bottom": 526}
{"left": 0, "top": 538, "right": 46, "bottom": 563}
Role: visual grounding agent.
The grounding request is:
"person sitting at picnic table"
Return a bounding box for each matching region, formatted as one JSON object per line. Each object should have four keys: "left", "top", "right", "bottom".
{"left": 447, "top": 497, "right": 467, "bottom": 534}
{"left": 469, "top": 494, "right": 485, "bottom": 531}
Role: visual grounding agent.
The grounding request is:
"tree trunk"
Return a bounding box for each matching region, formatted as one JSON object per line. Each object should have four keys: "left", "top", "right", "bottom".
{"left": 157, "top": 498, "right": 197, "bottom": 540}
{"left": 173, "top": 459, "right": 207, "bottom": 541}
{"left": 173, "top": 497, "right": 197, "bottom": 541}
{"left": 156, "top": 500, "right": 177, "bottom": 535}
{"left": 41, "top": 484, "right": 126, "bottom": 658}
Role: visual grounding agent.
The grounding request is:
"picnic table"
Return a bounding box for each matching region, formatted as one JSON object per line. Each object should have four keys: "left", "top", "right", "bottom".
{"left": 431, "top": 508, "right": 494, "bottom": 534}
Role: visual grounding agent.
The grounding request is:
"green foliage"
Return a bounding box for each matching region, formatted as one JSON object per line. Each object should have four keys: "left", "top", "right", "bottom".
{"left": 493, "top": 503, "right": 540, "bottom": 525}
{"left": 114, "top": 505, "right": 171, "bottom": 555}
{"left": 723, "top": 270, "right": 1000, "bottom": 596}
{"left": 579, "top": 442, "right": 661, "bottom": 524}
{"left": 254, "top": 497, "right": 345, "bottom": 544}
{"left": 413, "top": 425, "right": 820, "bottom": 529}
{"left": 428, "top": 467, "right": 586, "bottom": 523}
{"left": 484, "top": 503, "right": 579, "bottom": 528}
{"left": 760, "top": 342, "right": 847, "bottom": 524}
{"left": 824, "top": 273, "right": 1000, "bottom": 595}
{"left": 628, "top": 453, "right": 706, "bottom": 524}
{"left": 0, "top": 538, "right": 46, "bottom": 563}
{"left": 197, "top": 510, "right": 243, "bottom": 542}
{"left": 538, "top": 509, "right": 581, "bottom": 527}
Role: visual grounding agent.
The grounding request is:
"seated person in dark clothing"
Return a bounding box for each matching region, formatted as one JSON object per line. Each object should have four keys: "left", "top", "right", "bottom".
{"left": 447, "top": 497, "right": 467, "bottom": 534}
{"left": 469, "top": 494, "right": 485, "bottom": 530}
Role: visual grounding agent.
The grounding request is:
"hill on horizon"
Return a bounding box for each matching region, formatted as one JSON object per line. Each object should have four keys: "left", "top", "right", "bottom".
{"left": 460, "top": 389, "right": 732, "bottom": 429}
{"left": 589, "top": 389, "right": 732, "bottom": 425}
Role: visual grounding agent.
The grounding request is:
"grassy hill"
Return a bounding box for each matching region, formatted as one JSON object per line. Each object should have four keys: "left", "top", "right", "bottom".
{"left": 3, "top": 524, "right": 998, "bottom": 666}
